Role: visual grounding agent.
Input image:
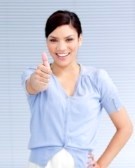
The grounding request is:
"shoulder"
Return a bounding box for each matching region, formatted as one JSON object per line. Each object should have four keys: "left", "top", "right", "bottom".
{"left": 81, "top": 65, "right": 115, "bottom": 89}
{"left": 81, "top": 64, "right": 109, "bottom": 81}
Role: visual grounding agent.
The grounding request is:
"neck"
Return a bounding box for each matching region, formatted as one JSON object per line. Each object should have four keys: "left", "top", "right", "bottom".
{"left": 51, "top": 62, "right": 80, "bottom": 77}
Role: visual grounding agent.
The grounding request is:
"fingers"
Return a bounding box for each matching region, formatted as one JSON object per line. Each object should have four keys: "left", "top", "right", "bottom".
{"left": 37, "top": 64, "right": 52, "bottom": 74}
{"left": 42, "top": 52, "right": 50, "bottom": 68}
{"left": 28, "top": 52, "right": 52, "bottom": 93}
{"left": 36, "top": 52, "right": 52, "bottom": 76}
{"left": 41, "top": 52, "right": 52, "bottom": 75}
{"left": 87, "top": 153, "right": 100, "bottom": 168}
{"left": 35, "top": 66, "right": 50, "bottom": 83}
{"left": 37, "top": 52, "right": 51, "bottom": 79}
{"left": 34, "top": 74, "right": 49, "bottom": 83}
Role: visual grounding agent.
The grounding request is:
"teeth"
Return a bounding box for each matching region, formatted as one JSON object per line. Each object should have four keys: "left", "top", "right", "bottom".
{"left": 57, "top": 53, "right": 68, "bottom": 57}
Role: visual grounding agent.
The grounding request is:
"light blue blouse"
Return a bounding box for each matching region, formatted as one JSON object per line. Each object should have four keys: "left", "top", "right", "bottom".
{"left": 21, "top": 65, "right": 123, "bottom": 168}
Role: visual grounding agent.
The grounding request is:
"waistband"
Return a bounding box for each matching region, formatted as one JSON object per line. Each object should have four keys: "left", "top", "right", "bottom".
{"left": 29, "top": 146, "right": 92, "bottom": 168}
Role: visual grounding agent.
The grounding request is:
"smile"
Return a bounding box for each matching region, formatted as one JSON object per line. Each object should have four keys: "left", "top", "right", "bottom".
{"left": 56, "top": 53, "right": 69, "bottom": 57}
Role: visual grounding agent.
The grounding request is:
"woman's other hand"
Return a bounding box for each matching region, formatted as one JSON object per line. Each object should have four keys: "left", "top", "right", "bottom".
{"left": 87, "top": 153, "right": 101, "bottom": 168}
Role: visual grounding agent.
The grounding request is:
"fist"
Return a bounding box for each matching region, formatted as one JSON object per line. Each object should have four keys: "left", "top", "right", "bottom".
{"left": 28, "top": 52, "right": 52, "bottom": 93}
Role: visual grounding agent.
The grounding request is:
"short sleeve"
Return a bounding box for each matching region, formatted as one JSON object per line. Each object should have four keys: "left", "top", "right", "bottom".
{"left": 21, "top": 67, "right": 36, "bottom": 95}
{"left": 97, "top": 69, "right": 123, "bottom": 114}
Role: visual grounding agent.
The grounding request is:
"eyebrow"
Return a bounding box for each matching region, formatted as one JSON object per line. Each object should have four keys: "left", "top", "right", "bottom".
{"left": 49, "top": 35, "right": 74, "bottom": 39}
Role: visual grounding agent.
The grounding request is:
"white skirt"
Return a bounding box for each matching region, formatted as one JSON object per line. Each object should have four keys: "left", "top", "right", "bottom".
{"left": 28, "top": 148, "right": 75, "bottom": 168}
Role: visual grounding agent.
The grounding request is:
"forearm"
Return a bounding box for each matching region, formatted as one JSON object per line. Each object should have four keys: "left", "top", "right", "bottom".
{"left": 97, "top": 127, "right": 133, "bottom": 168}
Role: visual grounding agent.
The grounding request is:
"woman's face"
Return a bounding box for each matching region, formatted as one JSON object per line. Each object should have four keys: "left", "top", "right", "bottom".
{"left": 46, "top": 24, "right": 82, "bottom": 67}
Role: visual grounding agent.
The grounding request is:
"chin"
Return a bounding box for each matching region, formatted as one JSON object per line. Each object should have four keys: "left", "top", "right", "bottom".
{"left": 54, "top": 61, "right": 72, "bottom": 68}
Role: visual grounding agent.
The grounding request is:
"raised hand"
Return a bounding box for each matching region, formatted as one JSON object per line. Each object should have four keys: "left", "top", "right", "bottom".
{"left": 27, "top": 52, "right": 52, "bottom": 94}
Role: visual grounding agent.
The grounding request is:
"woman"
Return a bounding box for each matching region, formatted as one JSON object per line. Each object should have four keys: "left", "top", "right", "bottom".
{"left": 22, "top": 10, "right": 133, "bottom": 168}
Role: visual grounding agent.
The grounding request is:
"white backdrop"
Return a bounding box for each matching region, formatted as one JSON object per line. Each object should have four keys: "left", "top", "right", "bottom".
{"left": 0, "top": 0, "right": 135, "bottom": 167}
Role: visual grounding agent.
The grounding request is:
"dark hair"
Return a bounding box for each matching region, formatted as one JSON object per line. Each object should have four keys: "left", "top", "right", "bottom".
{"left": 45, "top": 10, "right": 82, "bottom": 38}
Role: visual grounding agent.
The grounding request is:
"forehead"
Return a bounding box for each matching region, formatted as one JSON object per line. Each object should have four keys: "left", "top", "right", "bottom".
{"left": 48, "top": 25, "right": 78, "bottom": 37}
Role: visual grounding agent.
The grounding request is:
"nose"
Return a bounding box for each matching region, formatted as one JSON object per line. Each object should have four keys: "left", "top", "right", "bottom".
{"left": 56, "top": 41, "right": 67, "bottom": 51}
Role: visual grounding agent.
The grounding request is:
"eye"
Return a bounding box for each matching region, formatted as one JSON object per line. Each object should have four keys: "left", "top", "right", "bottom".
{"left": 49, "top": 39, "right": 58, "bottom": 42}
{"left": 66, "top": 38, "right": 74, "bottom": 42}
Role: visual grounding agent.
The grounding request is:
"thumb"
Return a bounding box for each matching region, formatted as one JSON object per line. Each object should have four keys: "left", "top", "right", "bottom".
{"left": 42, "top": 52, "right": 50, "bottom": 68}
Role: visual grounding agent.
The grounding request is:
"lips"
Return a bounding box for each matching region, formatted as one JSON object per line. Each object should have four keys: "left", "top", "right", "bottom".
{"left": 56, "top": 53, "right": 69, "bottom": 57}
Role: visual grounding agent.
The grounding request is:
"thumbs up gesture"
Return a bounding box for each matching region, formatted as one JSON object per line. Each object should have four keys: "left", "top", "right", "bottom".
{"left": 26, "top": 52, "right": 52, "bottom": 94}
{"left": 42, "top": 52, "right": 50, "bottom": 68}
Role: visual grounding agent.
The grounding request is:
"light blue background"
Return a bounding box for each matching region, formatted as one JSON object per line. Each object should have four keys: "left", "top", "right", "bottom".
{"left": 0, "top": 0, "right": 135, "bottom": 167}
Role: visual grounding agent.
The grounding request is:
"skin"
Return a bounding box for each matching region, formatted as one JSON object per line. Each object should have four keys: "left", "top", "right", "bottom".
{"left": 26, "top": 24, "right": 133, "bottom": 168}
{"left": 46, "top": 24, "right": 82, "bottom": 96}
{"left": 87, "top": 107, "right": 133, "bottom": 168}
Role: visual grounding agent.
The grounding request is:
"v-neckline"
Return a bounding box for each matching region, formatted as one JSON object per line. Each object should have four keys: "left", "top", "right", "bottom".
{"left": 52, "top": 64, "right": 82, "bottom": 98}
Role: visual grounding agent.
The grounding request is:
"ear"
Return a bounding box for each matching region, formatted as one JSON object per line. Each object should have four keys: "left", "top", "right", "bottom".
{"left": 79, "top": 34, "right": 83, "bottom": 47}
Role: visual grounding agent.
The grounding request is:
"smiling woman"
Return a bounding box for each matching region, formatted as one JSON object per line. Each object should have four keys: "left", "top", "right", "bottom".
{"left": 21, "top": 10, "right": 133, "bottom": 168}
